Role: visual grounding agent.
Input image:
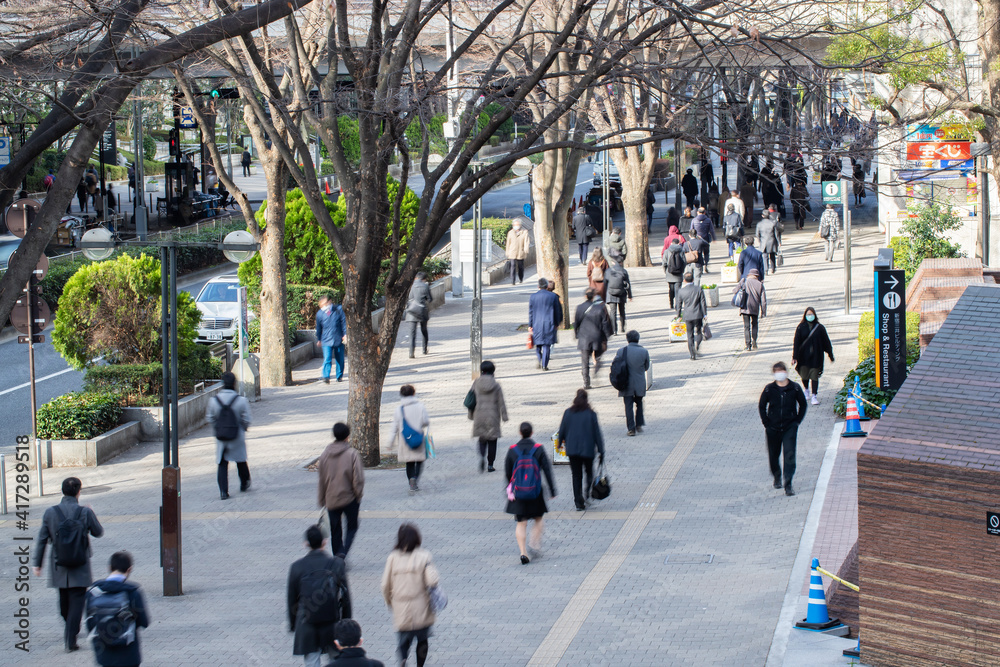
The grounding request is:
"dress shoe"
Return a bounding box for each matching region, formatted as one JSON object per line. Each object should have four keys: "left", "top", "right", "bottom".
{"left": 627, "top": 430, "right": 636, "bottom": 436}
{"left": 773, "top": 475, "right": 782, "bottom": 489}
{"left": 520, "top": 555, "right": 530, "bottom": 565}
{"left": 337, "top": 377, "right": 343, "bottom": 382}
{"left": 576, "top": 505, "right": 586, "bottom": 511}
{"left": 240, "top": 480, "right": 251, "bottom": 492}
{"left": 66, "top": 644, "right": 80, "bottom": 653}
{"left": 785, "top": 485, "right": 795, "bottom": 497}
{"left": 487, "top": 466, "right": 496, "bottom": 472}
{"left": 583, "top": 381, "right": 592, "bottom": 389}
{"left": 220, "top": 491, "right": 229, "bottom": 500}
{"left": 323, "top": 377, "right": 330, "bottom": 384}
{"left": 752, "top": 342, "right": 758, "bottom": 350}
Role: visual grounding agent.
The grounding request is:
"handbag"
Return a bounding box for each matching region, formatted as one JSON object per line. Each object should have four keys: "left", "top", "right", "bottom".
{"left": 684, "top": 249, "right": 699, "bottom": 263}
{"left": 702, "top": 321, "right": 713, "bottom": 340}
{"left": 424, "top": 431, "right": 435, "bottom": 458}
{"left": 776, "top": 250, "right": 784, "bottom": 267}
{"left": 428, "top": 585, "right": 448, "bottom": 613}
{"left": 591, "top": 462, "right": 611, "bottom": 500}
{"left": 464, "top": 387, "right": 477, "bottom": 411}
{"left": 732, "top": 284, "right": 748, "bottom": 308}
{"left": 526, "top": 333, "right": 534, "bottom": 349}
{"left": 585, "top": 223, "right": 597, "bottom": 239}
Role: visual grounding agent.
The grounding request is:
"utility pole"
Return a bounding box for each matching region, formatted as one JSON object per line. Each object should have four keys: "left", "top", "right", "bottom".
{"left": 843, "top": 177, "right": 852, "bottom": 315}
{"left": 602, "top": 150, "right": 610, "bottom": 248}
{"left": 471, "top": 164, "right": 483, "bottom": 379}
{"left": 446, "top": 0, "right": 463, "bottom": 297}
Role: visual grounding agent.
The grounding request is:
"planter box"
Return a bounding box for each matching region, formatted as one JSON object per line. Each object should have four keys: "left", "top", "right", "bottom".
{"left": 704, "top": 286, "right": 720, "bottom": 307}
{"left": 30, "top": 421, "right": 142, "bottom": 469}
{"left": 121, "top": 382, "right": 222, "bottom": 442}
{"left": 721, "top": 264, "right": 738, "bottom": 283}
{"left": 290, "top": 339, "right": 318, "bottom": 368}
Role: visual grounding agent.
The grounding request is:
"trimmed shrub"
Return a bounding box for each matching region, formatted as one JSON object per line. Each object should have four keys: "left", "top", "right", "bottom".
{"left": 37, "top": 392, "right": 123, "bottom": 440}
{"left": 83, "top": 345, "right": 223, "bottom": 406}
{"left": 142, "top": 135, "right": 156, "bottom": 161}
{"left": 857, "top": 310, "right": 920, "bottom": 362}
{"left": 462, "top": 217, "right": 513, "bottom": 248}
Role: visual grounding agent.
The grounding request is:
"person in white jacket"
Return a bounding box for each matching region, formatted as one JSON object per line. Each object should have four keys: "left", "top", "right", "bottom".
{"left": 392, "top": 384, "right": 431, "bottom": 493}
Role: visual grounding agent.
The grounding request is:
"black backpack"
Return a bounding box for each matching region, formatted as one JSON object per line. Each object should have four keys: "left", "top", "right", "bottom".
{"left": 666, "top": 250, "right": 685, "bottom": 276}
{"left": 214, "top": 395, "right": 240, "bottom": 441}
{"left": 606, "top": 268, "right": 626, "bottom": 296}
{"left": 299, "top": 564, "right": 350, "bottom": 625}
{"left": 86, "top": 584, "right": 136, "bottom": 647}
{"left": 609, "top": 347, "right": 630, "bottom": 391}
{"left": 52, "top": 505, "right": 89, "bottom": 569}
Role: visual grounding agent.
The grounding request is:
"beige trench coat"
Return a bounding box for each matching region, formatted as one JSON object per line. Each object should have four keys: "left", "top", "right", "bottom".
{"left": 381, "top": 547, "right": 440, "bottom": 631}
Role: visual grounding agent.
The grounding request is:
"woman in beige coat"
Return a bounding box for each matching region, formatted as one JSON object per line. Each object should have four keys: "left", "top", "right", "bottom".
{"left": 392, "top": 384, "right": 430, "bottom": 494}
{"left": 381, "top": 523, "right": 440, "bottom": 667}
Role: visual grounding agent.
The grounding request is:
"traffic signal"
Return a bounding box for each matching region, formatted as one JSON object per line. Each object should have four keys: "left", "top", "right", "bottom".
{"left": 168, "top": 129, "right": 178, "bottom": 155}
{"left": 209, "top": 87, "right": 239, "bottom": 100}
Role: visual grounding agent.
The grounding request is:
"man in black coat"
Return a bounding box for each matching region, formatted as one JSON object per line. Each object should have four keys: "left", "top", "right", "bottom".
{"left": 326, "top": 620, "right": 384, "bottom": 667}
{"left": 574, "top": 287, "right": 614, "bottom": 389}
{"left": 572, "top": 207, "right": 593, "bottom": 264}
{"left": 737, "top": 237, "right": 766, "bottom": 282}
{"left": 758, "top": 361, "right": 808, "bottom": 496}
{"left": 85, "top": 551, "right": 150, "bottom": 666}
{"left": 34, "top": 476, "right": 104, "bottom": 652}
{"left": 288, "top": 525, "right": 351, "bottom": 667}
{"left": 681, "top": 168, "right": 698, "bottom": 208}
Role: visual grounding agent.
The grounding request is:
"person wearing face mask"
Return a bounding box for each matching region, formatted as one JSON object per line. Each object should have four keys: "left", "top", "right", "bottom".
{"left": 758, "top": 361, "right": 807, "bottom": 496}
{"left": 792, "top": 307, "right": 835, "bottom": 405}
{"left": 505, "top": 219, "right": 531, "bottom": 284}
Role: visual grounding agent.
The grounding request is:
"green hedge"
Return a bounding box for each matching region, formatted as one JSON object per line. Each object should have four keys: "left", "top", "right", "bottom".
{"left": 83, "top": 346, "right": 223, "bottom": 406}
{"left": 37, "top": 392, "right": 123, "bottom": 440}
{"left": 857, "top": 310, "right": 920, "bottom": 362}
{"left": 462, "top": 217, "right": 513, "bottom": 248}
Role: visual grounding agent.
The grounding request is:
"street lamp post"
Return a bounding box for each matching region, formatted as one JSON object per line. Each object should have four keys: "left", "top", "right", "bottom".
{"left": 80, "top": 229, "right": 257, "bottom": 596}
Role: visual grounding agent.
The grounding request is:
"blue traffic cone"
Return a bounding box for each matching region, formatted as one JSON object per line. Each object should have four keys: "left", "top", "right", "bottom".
{"left": 795, "top": 559, "right": 849, "bottom": 635}
{"left": 842, "top": 395, "right": 868, "bottom": 438}
{"left": 843, "top": 632, "right": 861, "bottom": 658}
{"left": 852, "top": 379, "right": 870, "bottom": 421}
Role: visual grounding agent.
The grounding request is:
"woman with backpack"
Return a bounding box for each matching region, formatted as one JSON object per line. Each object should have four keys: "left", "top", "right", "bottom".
{"left": 557, "top": 390, "right": 605, "bottom": 511}
{"left": 381, "top": 523, "right": 440, "bottom": 667}
{"left": 504, "top": 422, "right": 557, "bottom": 564}
{"left": 662, "top": 237, "right": 686, "bottom": 311}
{"left": 792, "top": 307, "right": 835, "bottom": 406}
{"left": 469, "top": 360, "right": 508, "bottom": 473}
{"left": 391, "top": 384, "right": 430, "bottom": 494}
{"left": 586, "top": 247, "right": 609, "bottom": 301}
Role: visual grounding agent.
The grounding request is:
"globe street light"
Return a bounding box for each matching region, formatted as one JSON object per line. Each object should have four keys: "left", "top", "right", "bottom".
{"left": 80, "top": 227, "right": 116, "bottom": 261}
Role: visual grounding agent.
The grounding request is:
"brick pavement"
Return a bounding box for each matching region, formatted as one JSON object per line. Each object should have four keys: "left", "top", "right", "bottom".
{"left": 1, "top": 188, "right": 882, "bottom": 666}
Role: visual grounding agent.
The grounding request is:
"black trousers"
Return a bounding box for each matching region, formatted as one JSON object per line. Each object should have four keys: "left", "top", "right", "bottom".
{"left": 568, "top": 455, "right": 594, "bottom": 509}
{"left": 667, "top": 281, "right": 679, "bottom": 309}
{"left": 218, "top": 460, "right": 250, "bottom": 493}
{"left": 623, "top": 396, "right": 644, "bottom": 432}
{"left": 578, "top": 242, "right": 590, "bottom": 264}
{"left": 579, "top": 349, "right": 604, "bottom": 386}
{"left": 509, "top": 258, "right": 525, "bottom": 284}
{"left": 766, "top": 252, "right": 777, "bottom": 273}
{"left": 742, "top": 314, "right": 758, "bottom": 347}
{"left": 766, "top": 424, "right": 798, "bottom": 486}
{"left": 409, "top": 321, "right": 428, "bottom": 354}
{"left": 406, "top": 461, "right": 423, "bottom": 480}
{"left": 478, "top": 438, "right": 498, "bottom": 466}
{"left": 327, "top": 499, "right": 361, "bottom": 557}
{"left": 686, "top": 318, "right": 703, "bottom": 357}
{"left": 685, "top": 194, "right": 696, "bottom": 208}
{"left": 608, "top": 301, "right": 626, "bottom": 333}
{"left": 242, "top": 164, "right": 251, "bottom": 176}
{"left": 59, "top": 586, "right": 87, "bottom": 647}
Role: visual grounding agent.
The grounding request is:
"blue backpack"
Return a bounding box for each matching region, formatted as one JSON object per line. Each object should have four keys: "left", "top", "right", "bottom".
{"left": 400, "top": 408, "right": 423, "bottom": 449}
{"left": 510, "top": 444, "right": 543, "bottom": 500}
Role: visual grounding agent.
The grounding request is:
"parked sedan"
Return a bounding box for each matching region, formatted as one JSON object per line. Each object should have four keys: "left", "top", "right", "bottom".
{"left": 194, "top": 275, "right": 254, "bottom": 343}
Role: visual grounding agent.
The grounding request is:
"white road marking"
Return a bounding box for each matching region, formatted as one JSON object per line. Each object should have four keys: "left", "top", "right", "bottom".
{"left": 0, "top": 367, "right": 77, "bottom": 397}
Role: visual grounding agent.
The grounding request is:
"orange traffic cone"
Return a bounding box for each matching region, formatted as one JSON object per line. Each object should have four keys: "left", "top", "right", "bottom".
{"left": 324, "top": 180, "right": 332, "bottom": 196}
{"left": 842, "top": 395, "right": 867, "bottom": 438}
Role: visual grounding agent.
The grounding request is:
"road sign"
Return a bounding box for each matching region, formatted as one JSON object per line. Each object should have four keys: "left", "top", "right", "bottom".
{"left": 6, "top": 199, "right": 41, "bottom": 238}
{"left": 0, "top": 136, "right": 9, "bottom": 167}
{"left": 100, "top": 123, "right": 117, "bottom": 164}
{"left": 989, "top": 512, "right": 1000, "bottom": 536}
{"left": 9, "top": 251, "right": 49, "bottom": 281}
{"left": 459, "top": 229, "right": 493, "bottom": 263}
{"left": 10, "top": 295, "right": 50, "bottom": 335}
{"left": 178, "top": 105, "right": 197, "bottom": 129}
{"left": 874, "top": 269, "right": 906, "bottom": 390}
{"left": 822, "top": 181, "right": 841, "bottom": 204}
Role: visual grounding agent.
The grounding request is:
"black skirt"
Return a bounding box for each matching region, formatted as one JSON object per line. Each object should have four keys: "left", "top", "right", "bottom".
{"left": 506, "top": 495, "right": 548, "bottom": 520}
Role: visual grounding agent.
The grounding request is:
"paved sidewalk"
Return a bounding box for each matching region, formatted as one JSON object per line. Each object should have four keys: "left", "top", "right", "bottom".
{"left": 2, "top": 192, "right": 881, "bottom": 666}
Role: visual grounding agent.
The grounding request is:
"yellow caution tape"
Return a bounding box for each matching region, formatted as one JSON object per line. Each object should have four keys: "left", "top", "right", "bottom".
{"left": 816, "top": 566, "right": 860, "bottom": 592}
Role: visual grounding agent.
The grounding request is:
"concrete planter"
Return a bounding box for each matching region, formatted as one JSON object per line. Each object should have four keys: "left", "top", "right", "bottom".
{"left": 290, "top": 340, "right": 318, "bottom": 368}
{"left": 721, "top": 264, "right": 738, "bottom": 284}
{"left": 121, "top": 382, "right": 222, "bottom": 442}
{"left": 31, "top": 422, "right": 142, "bottom": 468}
{"left": 704, "top": 286, "right": 720, "bottom": 307}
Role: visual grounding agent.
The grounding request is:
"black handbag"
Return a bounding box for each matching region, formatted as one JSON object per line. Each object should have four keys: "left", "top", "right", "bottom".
{"left": 463, "top": 387, "right": 477, "bottom": 411}
{"left": 591, "top": 462, "right": 611, "bottom": 500}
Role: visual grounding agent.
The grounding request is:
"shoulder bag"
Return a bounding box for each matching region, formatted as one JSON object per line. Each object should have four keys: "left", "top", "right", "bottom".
{"left": 591, "top": 461, "right": 612, "bottom": 500}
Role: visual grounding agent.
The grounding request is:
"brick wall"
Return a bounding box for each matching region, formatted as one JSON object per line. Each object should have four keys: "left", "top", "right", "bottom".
{"left": 857, "top": 454, "right": 1000, "bottom": 667}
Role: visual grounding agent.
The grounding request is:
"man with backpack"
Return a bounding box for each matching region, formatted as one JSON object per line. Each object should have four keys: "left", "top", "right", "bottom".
{"left": 287, "top": 525, "right": 351, "bottom": 667}
{"left": 85, "top": 551, "right": 150, "bottom": 666}
{"left": 206, "top": 372, "right": 253, "bottom": 500}
{"left": 574, "top": 287, "right": 614, "bottom": 389}
{"left": 33, "top": 477, "right": 104, "bottom": 652}
{"left": 610, "top": 330, "right": 650, "bottom": 436}
{"left": 504, "top": 422, "right": 557, "bottom": 564}
{"left": 819, "top": 204, "right": 841, "bottom": 262}
{"left": 603, "top": 260, "right": 632, "bottom": 336}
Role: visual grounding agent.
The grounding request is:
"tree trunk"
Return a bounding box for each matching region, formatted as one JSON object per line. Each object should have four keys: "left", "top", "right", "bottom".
{"left": 342, "top": 304, "right": 393, "bottom": 468}
{"left": 257, "top": 161, "right": 291, "bottom": 387}
{"left": 980, "top": 0, "right": 1000, "bottom": 262}
{"left": 620, "top": 183, "right": 652, "bottom": 267}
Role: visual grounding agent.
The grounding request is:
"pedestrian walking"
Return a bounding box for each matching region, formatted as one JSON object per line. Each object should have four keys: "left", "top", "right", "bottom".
{"left": 707, "top": 183, "right": 720, "bottom": 227}
{"left": 736, "top": 268, "right": 766, "bottom": 350}
{"left": 287, "top": 525, "right": 350, "bottom": 667}
{"left": 404, "top": 272, "right": 432, "bottom": 358}
{"left": 666, "top": 206, "right": 680, "bottom": 231}
{"left": 819, "top": 204, "right": 841, "bottom": 262}
{"left": 662, "top": 238, "right": 686, "bottom": 310}
{"left": 760, "top": 161, "right": 783, "bottom": 213}
{"left": 557, "top": 389, "right": 605, "bottom": 511}
{"left": 692, "top": 207, "right": 716, "bottom": 269}
{"left": 85, "top": 551, "right": 150, "bottom": 666}
{"left": 737, "top": 236, "right": 765, "bottom": 281}
{"left": 318, "top": 423, "right": 365, "bottom": 558}
{"left": 528, "top": 277, "right": 563, "bottom": 371}
{"left": 718, "top": 186, "right": 732, "bottom": 224}
{"left": 646, "top": 187, "right": 656, "bottom": 231}
{"left": 241, "top": 149, "right": 252, "bottom": 177}
{"left": 505, "top": 218, "right": 530, "bottom": 284}
{"left": 574, "top": 287, "right": 614, "bottom": 389}
{"left": 77, "top": 179, "right": 89, "bottom": 212}
{"left": 127, "top": 164, "right": 135, "bottom": 196}
{"left": 723, "top": 204, "right": 744, "bottom": 258}
{"left": 677, "top": 273, "right": 707, "bottom": 360}
{"left": 756, "top": 212, "right": 781, "bottom": 275}
{"left": 392, "top": 385, "right": 430, "bottom": 493}
{"left": 504, "top": 422, "right": 557, "bottom": 563}
{"left": 316, "top": 295, "right": 347, "bottom": 383}
{"left": 853, "top": 162, "right": 865, "bottom": 206}
{"left": 381, "top": 524, "right": 440, "bottom": 667}
{"left": 683, "top": 230, "right": 707, "bottom": 285}
{"left": 758, "top": 361, "right": 808, "bottom": 496}
{"left": 725, "top": 190, "right": 745, "bottom": 222}
{"left": 664, "top": 223, "right": 685, "bottom": 249}
{"left": 614, "top": 331, "right": 650, "bottom": 436}
{"left": 790, "top": 182, "right": 810, "bottom": 230}
{"left": 792, "top": 307, "right": 835, "bottom": 405}
{"left": 739, "top": 181, "right": 757, "bottom": 228}
{"left": 681, "top": 168, "right": 698, "bottom": 208}
{"left": 43, "top": 169, "right": 56, "bottom": 191}
{"left": 329, "top": 620, "right": 384, "bottom": 667}
{"left": 572, "top": 206, "right": 593, "bottom": 264}
{"left": 586, "top": 247, "right": 609, "bottom": 301}
{"left": 679, "top": 207, "right": 695, "bottom": 234}
{"left": 470, "top": 360, "right": 508, "bottom": 473}
{"left": 207, "top": 371, "right": 253, "bottom": 500}
{"left": 607, "top": 226, "right": 627, "bottom": 264}
{"left": 33, "top": 477, "right": 105, "bottom": 652}
{"left": 604, "top": 260, "right": 632, "bottom": 335}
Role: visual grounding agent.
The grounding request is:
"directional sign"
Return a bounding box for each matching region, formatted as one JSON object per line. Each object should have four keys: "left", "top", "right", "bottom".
{"left": 989, "top": 512, "right": 1000, "bottom": 536}
{"left": 822, "top": 181, "right": 841, "bottom": 204}
{"left": 874, "top": 269, "right": 907, "bottom": 390}
{"left": 0, "top": 136, "right": 9, "bottom": 167}
{"left": 178, "top": 105, "right": 197, "bottom": 129}
{"left": 100, "top": 123, "right": 117, "bottom": 164}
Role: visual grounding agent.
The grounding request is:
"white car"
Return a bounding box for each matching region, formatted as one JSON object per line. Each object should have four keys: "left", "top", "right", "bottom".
{"left": 194, "top": 275, "right": 254, "bottom": 343}
{"left": 592, "top": 158, "right": 620, "bottom": 185}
